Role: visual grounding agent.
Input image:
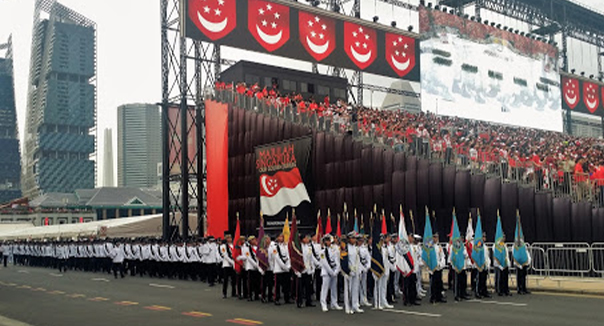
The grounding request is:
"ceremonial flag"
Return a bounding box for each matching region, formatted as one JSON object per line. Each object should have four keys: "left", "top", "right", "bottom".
{"left": 450, "top": 210, "right": 465, "bottom": 273}
{"left": 233, "top": 215, "right": 243, "bottom": 274}
{"left": 381, "top": 210, "right": 388, "bottom": 234}
{"left": 513, "top": 210, "right": 530, "bottom": 267}
{"left": 395, "top": 209, "right": 414, "bottom": 276}
{"left": 466, "top": 215, "right": 474, "bottom": 262}
{"left": 353, "top": 209, "right": 359, "bottom": 233}
{"left": 359, "top": 214, "right": 365, "bottom": 235}
{"left": 421, "top": 208, "right": 438, "bottom": 272}
{"left": 289, "top": 211, "right": 305, "bottom": 274}
{"left": 315, "top": 211, "right": 323, "bottom": 244}
{"left": 336, "top": 214, "right": 342, "bottom": 238}
{"left": 257, "top": 214, "right": 271, "bottom": 272}
{"left": 325, "top": 209, "right": 333, "bottom": 235}
{"left": 340, "top": 240, "right": 350, "bottom": 277}
{"left": 282, "top": 214, "right": 291, "bottom": 243}
{"left": 472, "top": 213, "right": 486, "bottom": 272}
{"left": 494, "top": 212, "right": 508, "bottom": 268}
{"left": 370, "top": 213, "right": 385, "bottom": 278}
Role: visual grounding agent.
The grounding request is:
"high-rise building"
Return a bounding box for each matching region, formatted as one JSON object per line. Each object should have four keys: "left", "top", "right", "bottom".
{"left": 103, "top": 128, "right": 115, "bottom": 187}
{"left": 22, "top": 1, "right": 97, "bottom": 198}
{"left": 0, "top": 35, "right": 22, "bottom": 203}
{"left": 118, "top": 104, "right": 161, "bottom": 188}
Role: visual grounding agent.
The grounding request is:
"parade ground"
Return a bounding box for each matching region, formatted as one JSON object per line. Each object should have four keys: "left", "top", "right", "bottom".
{"left": 1, "top": 266, "right": 603, "bottom": 326}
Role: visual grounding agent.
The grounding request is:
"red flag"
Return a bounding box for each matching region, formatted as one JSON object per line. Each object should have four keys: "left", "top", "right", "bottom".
{"left": 233, "top": 217, "right": 242, "bottom": 274}
{"left": 315, "top": 211, "right": 323, "bottom": 243}
{"left": 325, "top": 209, "right": 332, "bottom": 234}
{"left": 381, "top": 213, "right": 388, "bottom": 234}
{"left": 336, "top": 215, "right": 342, "bottom": 238}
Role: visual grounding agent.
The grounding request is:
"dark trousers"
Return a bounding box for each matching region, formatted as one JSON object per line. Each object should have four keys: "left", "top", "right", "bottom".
{"left": 314, "top": 269, "right": 322, "bottom": 301}
{"left": 247, "top": 270, "right": 260, "bottom": 300}
{"left": 236, "top": 271, "right": 246, "bottom": 298}
{"left": 207, "top": 263, "right": 216, "bottom": 285}
{"left": 470, "top": 269, "right": 478, "bottom": 294}
{"left": 430, "top": 270, "right": 444, "bottom": 302}
{"left": 297, "top": 273, "right": 313, "bottom": 305}
{"left": 222, "top": 267, "right": 236, "bottom": 297}
{"left": 495, "top": 268, "right": 510, "bottom": 295}
{"left": 262, "top": 271, "right": 274, "bottom": 301}
{"left": 455, "top": 270, "right": 468, "bottom": 299}
{"left": 112, "top": 262, "right": 125, "bottom": 278}
{"left": 2, "top": 255, "right": 6, "bottom": 267}
{"left": 403, "top": 274, "right": 418, "bottom": 305}
{"left": 517, "top": 266, "right": 529, "bottom": 293}
{"left": 387, "top": 273, "right": 395, "bottom": 303}
{"left": 477, "top": 270, "right": 489, "bottom": 296}
{"left": 275, "top": 272, "right": 290, "bottom": 303}
{"left": 58, "top": 259, "right": 67, "bottom": 273}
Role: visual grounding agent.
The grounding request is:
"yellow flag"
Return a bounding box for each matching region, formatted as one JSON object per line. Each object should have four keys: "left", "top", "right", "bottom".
{"left": 282, "top": 215, "right": 291, "bottom": 243}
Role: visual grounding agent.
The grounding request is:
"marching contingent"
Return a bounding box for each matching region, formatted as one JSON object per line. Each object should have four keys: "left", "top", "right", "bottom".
{"left": 0, "top": 206, "right": 531, "bottom": 315}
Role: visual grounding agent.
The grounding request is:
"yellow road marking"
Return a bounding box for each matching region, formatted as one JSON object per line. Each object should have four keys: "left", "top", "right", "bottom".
{"left": 48, "top": 290, "right": 65, "bottom": 295}
{"left": 144, "top": 305, "right": 172, "bottom": 311}
{"left": 115, "top": 301, "right": 139, "bottom": 306}
{"left": 233, "top": 318, "right": 263, "bottom": 325}
{"left": 88, "top": 297, "right": 110, "bottom": 302}
{"left": 182, "top": 311, "right": 212, "bottom": 318}
{"left": 32, "top": 288, "right": 46, "bottom": 292}
{"left": 17, "top": 285, "right": 31, "bottom": 289}
{"left": 66, "top": 294, "right": 85, "bottom": 298}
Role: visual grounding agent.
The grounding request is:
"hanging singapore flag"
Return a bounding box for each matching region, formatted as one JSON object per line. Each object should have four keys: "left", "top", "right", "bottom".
{"left": 248, "top": 0, "right": 290, "bottom": 52}
{"left": 385, "top": 33, "right": 416, "bottom": 77}
{"left": 299, "top": 11, "right": 336, "bottom": 62}
{"left": 259, "top": 168, "right": 310, "bottom": 216}
{"left": 583, "top": 81, "right": 600, "bottom": 114}
{"left": 562, "top": 77, "right": 579, "bottom": 110}
{"left": 344, "top": 22, "right": 377, "bottom": 70}
{"left": 188, "top": 0, "right": 236, "bottom": 41}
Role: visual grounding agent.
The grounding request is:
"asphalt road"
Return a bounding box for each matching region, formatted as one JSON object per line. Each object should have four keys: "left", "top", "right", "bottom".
{"left": 1, "top": 266, "right": 603, "bottom": 326}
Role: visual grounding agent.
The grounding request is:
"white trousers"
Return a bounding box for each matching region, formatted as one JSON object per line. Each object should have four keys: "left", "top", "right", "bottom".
{"left": 321, "top": 274, "right": 338, "bottom": 309}
{"left": 359, "top": 271, "right": 368, "bottom": 303}
{"left": 373, "top": 272, "right": 388, "bottom": 308}
{"left": 344, "top": 274, "right": 360, "bottom": 312}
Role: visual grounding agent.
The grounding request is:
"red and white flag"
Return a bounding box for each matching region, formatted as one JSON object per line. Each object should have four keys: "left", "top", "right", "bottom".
{"left": 248, "top": 0, "right": 290, "bottom": 52}
{"left": 385, "top": 32, "right": 415, "bottom": 77}
{"left": 299, "top": 11, "right": 336, "bottom": 62}
{"left": 259, "top": 167, "right": 310, "bottom": 216}
{"left": 344, "top": 22, "right": 377, "bottom": 70}
{"left": 583, "top": 81, "right": 600, "bottom": 114}
{"left": 188, "top": 0, "right": 237, "bottom": 40}
{"left": 562, "top": 77, "right": 579, "bottom": 109}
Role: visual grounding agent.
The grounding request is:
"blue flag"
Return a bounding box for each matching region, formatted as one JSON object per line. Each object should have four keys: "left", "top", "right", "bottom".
{"left": 340, "top": 241, "right": 350, "bottom": 276}
{"left": 353, "top": 210, "right": 359, "bottom": 233}
{"left": 494, "top": 214, "right": 508, "bottom": 268}
{"left": 513, "top": 211, "right": 530, "bottom": 267}
{"left": 450, "top": 211, "right": 465, "bottom": 273}
{"left": 472, "top": 214, "right": 486, "bottom": 272}
{"left": 421, "top": 210, "right": 438, "bottom": 272}
{"left": 370, "top": 215, "right": 385, "bottom": 278}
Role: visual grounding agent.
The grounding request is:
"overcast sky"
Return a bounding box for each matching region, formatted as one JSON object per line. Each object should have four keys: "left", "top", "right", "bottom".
{"left": 0, "top": 0, "right": 603, "bottom": 187}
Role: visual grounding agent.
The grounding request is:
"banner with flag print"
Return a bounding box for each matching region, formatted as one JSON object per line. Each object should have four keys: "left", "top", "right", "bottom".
{"left": 513, "top": 211, "right": 530, "bottom": 267}
{"left": 395, "top": 211, "right": 414, "bottom": 276}
{"left": 421, "top": 210, "right": 438, "bottom": 272}
{"left": 472, "top": 214, "right": 486, "bottom": 272}
{"left": 256, "top": 137, "right": 312, "bottom": 218}
{"left": 257, "top": 215, "right": 271, "bottom": 272}
{"left": 494, "top": 214, "right": 508, "bottom": 268}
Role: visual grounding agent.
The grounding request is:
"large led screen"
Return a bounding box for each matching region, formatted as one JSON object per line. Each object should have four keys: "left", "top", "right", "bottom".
{"left": 419, "top": 7, "right": 562, "bottom": 132}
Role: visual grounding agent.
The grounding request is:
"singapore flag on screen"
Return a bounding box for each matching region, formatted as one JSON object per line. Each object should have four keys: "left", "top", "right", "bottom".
{"left": 562, "top": 77, "right": 579, "bottom": 109}
{"left": 259, "top": 168, "right": 310, "bottom": 216}
{"left": 344, "top": 22, "right": 377, "bottom": 70}
{"left": 248, "top": 0, "right": 290, "bottom": 52}
{"left": 299, "top": 11, "right": 336, "bottom": 62}
{"left": 188, "top": 0, "right": 236, "bottom": 40}
{"left": 385, "top": 33, "right": 415, "bottom": 77}
{"left": 583, "top": 81, "right": 600, "bottom": 114}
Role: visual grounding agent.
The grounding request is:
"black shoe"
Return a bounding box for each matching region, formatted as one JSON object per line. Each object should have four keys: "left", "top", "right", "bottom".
{"left": 429, "top": 299, "right": 435, "bottom": 304}
{"left": 475, "top": 294, "right": 482, "bottom": 299}
{"left": 463, "top": 295, "right": 472, "bottom": 300}
{"left": 306, "top": 303, "right": 316, "bottom": 307}
{"left": 274, "top": 301, "right": 281, "bottom": 306}
{"left": 297, "top": 303, "right": 303, "bottom": 308}
{"left": 223, "top": 295, "right": 227, "bottom": 299}
{"left": 438, "top": 299, "right": 447, "bottom": 303}
{"left": 524, "top": 290, "right": 531, "bottom": 295}
{"left": 454, "top": 297, "right": 461, "bottom": 302}
{"left": 482, "top": 293, "right": 492, "bottom": 298}
{"left": 412, "top": 302, "right": 421, "bottom": 306}
{"left": 505, "top": 292, "right": 513, "bottom": 297}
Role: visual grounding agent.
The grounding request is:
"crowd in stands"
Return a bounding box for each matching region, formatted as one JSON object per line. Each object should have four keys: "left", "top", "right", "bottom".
{"left": 216, "top": 81, "right": 604, "bottom": 204}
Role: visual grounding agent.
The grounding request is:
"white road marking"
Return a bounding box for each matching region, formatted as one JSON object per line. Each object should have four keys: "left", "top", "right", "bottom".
{"left": 0, "top": 315, "right": 33, "bottom": 326}
{"left": 466, "top": 299, "right": 528, "bottom": 307}
{"left": 49, "top": 273, "right": 63, "bottom": 277}
{"left": 91, "top": 278, "right": 110, "bottom": 282}
{"left": 17, "top": 270, "right": 30, "bottom": 274}
{"left": 383, "top": 308, "right": 442, "bottom": 318}
{"left": 149, "top": 283, "right": 175, "bottom": 289}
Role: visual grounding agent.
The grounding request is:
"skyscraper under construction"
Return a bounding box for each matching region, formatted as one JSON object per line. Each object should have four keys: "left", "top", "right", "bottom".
{"left": 22, "top": 0, "right": 97, "bottom": 198}
{"left": 0, "top": 36, "right": 22, "bottom": 204}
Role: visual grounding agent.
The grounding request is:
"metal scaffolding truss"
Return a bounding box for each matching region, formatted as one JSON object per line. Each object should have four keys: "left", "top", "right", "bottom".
{"left": 161, "top": 0, "right": 213, "bottom": 240}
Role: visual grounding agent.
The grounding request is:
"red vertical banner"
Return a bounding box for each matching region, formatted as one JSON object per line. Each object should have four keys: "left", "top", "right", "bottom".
{"left": 205, "top": 100, "right": 229, "bottom": 238}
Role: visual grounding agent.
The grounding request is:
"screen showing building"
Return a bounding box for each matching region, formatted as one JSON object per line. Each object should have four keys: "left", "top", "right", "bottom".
{"left": 419, "top": 7, "right": 562, "bottom": 132}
